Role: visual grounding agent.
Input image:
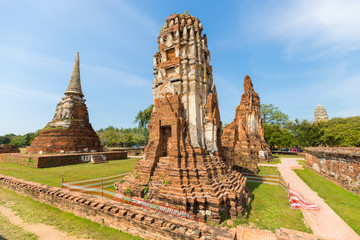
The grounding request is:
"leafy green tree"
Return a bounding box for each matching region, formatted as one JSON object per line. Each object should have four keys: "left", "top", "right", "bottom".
{"left": 260, "top": 104, "right": 289, "bottom": 126}
{"left": 96, "top": 126, "right": 149, "bottom": 147}
{"left": 134, "top": 104, "right": 153, "bottom": 128}
{"left": 287, "top": 119, "right": 321, "bottom": 148}
{"left": 0, "top": 134, "right": 16, "bottom": 144}
{"left": 263, "top": 123, "right": 295, "bottom": 149}
{"left": 318, "top": 116, "right": 360, "bottom": 147}
{"left": 9, "top": 135, "right": 27, "bottom": 147}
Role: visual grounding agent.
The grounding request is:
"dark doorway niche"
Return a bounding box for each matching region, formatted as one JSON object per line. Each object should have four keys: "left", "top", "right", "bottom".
{"left": 160, "top": 126, "right": 171, "bottom": 157}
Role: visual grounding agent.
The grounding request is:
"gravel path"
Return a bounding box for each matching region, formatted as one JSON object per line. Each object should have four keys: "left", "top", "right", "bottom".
{"left": 0, "top": 205, "right": 88, "bottom": 240}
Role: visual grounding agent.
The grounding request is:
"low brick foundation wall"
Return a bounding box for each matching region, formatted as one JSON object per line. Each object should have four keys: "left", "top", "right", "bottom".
{"left": 0, "top": 174, "right": 235, "bottom": 240}
{"left": 305, "top": 147, "right": 360, "bottom": 193}
{"left": 106, "top": 147, "right": 144, "bottom": 156}
{"left": 0, "top": 151, "right": 127, "bottom": 168}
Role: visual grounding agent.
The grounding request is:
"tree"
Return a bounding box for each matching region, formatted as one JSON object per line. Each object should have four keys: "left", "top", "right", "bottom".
{"left": 287, "top": 119, "right": 321, "bottom": 148}
{"left": 263, "top": 123, "right": 295, "bottom": 149}
{"left": 134, "top": 104, "right": 154, "bottom": 128}
{"left": 260, "top": 104, "right": 289, "bottom": 127}
{"left": 318, "top": 116, "right": 360, "bottom": 147}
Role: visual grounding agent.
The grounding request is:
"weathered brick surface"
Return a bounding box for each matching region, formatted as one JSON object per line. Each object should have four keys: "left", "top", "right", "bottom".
{"left": 118, "top": 14, "right": 250, "bottom": 223}
{"left": 0, "top": 174, "right": 236, "bottom": 240}
{"left": 0, "top": 151, "right": 127, "bottom": 168}
{"left": 222, "top": 75, "right": 272, "bottom": 173}
{"left": 0, "top": 144, "right": 20, "bottom": 154}
{"left": 305, "top": 147, "right": 360, "bottom": 194}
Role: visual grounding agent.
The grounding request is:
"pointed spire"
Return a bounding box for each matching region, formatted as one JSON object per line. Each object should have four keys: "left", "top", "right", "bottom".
{"left": 243, "top": 75, "right": 254, "bottom": 93}
{"left": 65, "top": 52, "right": 84, "bottom": 98}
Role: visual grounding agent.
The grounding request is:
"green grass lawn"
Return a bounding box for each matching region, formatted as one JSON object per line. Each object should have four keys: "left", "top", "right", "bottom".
{"left": 232, "top": 182, "right": 311, "bottom": 233}
{"left": 258, "top": 166, "right": 279, "bottom": 175}
{"left": 0, "top": 210, "right": 38, "bottom": 240}
{"left": 259, "top": 155, "right": 281, "bottom": 164}
{"left": 0, "top": 158, "right": 138, "bottom": 188}
{"left": 294, "top": 167, "right": 360, "bottom": 235}
{"left": 0, "top": 188, "right": 142, "bottom": 240}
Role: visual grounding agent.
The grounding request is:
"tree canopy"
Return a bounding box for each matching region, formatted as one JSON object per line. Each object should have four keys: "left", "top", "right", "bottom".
{"left": 134, "top": 104, "right": 153, "bottom": 128}
{"left": 260, "top": 104, "right": 289, "bottom": 126}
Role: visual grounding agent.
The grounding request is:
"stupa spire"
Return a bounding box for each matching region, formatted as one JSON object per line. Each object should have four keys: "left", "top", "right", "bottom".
{"left": 65, "top": 52, "right": 84, "bottom": 98}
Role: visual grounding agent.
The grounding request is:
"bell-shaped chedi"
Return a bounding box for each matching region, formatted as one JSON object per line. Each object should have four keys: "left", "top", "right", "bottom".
{"left": 314, "top": 104, "right": 329, "bottom": 123}
{"left": 27, "top": 53, "right": 103, "bottom": 154}
{"left": 118, "top": 14, "right": 250, "bottom": 222}
{"left": 222, "top": 75, "right": 272, "bottom": 172}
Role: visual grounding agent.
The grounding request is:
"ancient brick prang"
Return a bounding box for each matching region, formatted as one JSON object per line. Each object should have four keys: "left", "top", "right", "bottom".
{"left": 118, "top": 14, "right": 250, "bottom": 222}
{"left": 305, "top": 147, "right": 360, "bottom": 194}
{"left": 314, "top": 104, "right": 329, "bottom": 123}
{"left": 222, "top": 75, "right": 272, "bottom": 173}
{"left": 27, "top": 53, "right": 103, "bottom": 154}
{"left": 0, "top": 144, "right": 20, "bottom": 154}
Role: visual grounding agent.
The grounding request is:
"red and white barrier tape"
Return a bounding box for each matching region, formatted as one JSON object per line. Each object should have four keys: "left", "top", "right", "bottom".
{"left": 288, "top": 189, "right": 319, "bottom": 211}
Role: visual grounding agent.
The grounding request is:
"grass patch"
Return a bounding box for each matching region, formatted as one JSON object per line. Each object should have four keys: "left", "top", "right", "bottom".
{"left": 0, "top": 210, "right": 38, "bottom": 240}
{"left": 259, "top": 156, "right": 281, "bottom": 164}
{"left": 19, "top": 148, "right": 27, "bottom": 154}
{"left": 0, "top": 188, "right": 142, "bottom": 240}
{"left": 0, "top": 158, "right": 138, "bottom": 188}
{"left": 294, "top": 167, "right": 360, "bottom": 235}
{"left": 258, "top": 166, "right": 279, "bottom": 175}
{"left": 232, "top": 182, "right": 311, "bottom": 233}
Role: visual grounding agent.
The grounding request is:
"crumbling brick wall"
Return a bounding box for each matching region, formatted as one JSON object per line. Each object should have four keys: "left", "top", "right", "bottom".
{"left": 0, "top": 174, "right": 236, "bottom": 240}
{"left": 0, "top": 151, "right": 127, "bottom": 168}
{"left": 0, "top": 144, "right": 20, "bottom": 154}
{"left": 305, "top": 147, "right": 360, "bottom": 194}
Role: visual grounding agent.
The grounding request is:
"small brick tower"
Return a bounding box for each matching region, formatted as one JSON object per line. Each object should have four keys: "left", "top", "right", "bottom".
{"left": 118, "top": 14, "right": 250, "bottom": 222}
{"left": 27, "top": 53, "right": 103, "bottom": 154}
{"left": 222, "top": 75, "right": 273, "bottom": 172}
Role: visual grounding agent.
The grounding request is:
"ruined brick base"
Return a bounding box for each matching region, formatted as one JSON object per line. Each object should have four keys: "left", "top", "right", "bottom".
{"left": 27, "top": 120, "right": 103, "bottom": 154}
{"left": 0, "top": 144, "right": 20, "bottom": 154}
{"left": 0, "top": 151, "right": 127, "bottom": 168}
{"left": 118, "top": 94, "right": 250, "bottom": 223}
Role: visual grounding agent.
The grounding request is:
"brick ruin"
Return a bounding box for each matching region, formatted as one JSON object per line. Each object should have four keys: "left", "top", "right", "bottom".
{"left": 118, "top": 14, "right": 250, "bottom": 222}
{"left": 0, "top": 151, "right": 127, "bottom": 168}
{"left": 27, "top": 53, "right": 103, "bottom": 154}
{"left": 305, "top": 147, "right": 360, "bottom": 194}
{"left": 0, "top": 144, "right": 20, "bottom": 154}
{"left": 222, "top": 75, "right": 273, "bottom": 173}
{"left": 314, "top": 104, "right": 329, "bottom": 123}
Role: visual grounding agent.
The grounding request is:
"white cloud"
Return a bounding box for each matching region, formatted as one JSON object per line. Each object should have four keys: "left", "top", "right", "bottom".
{"left": 245, "top": 0, "right": 360, "bottom": 56}
{"left": 0, "top": 86, "right": 60, "bottom": 102}
{"left": 82, "top": 64, "right": 151, "bottom": 87}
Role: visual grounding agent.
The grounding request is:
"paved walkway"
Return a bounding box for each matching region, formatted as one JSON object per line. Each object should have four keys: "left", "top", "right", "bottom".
{"left": 277, "top": 158, "right": 360, "bottom": 240}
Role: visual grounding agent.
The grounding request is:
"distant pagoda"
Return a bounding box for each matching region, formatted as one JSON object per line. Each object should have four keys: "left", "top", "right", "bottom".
{"left": 314, "top": 104, "right": 329, "bottom": 123}
{"left": 27, "top": 53, "right": 103, "bottom": 154}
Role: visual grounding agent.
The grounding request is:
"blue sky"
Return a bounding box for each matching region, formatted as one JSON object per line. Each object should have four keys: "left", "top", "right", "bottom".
{"left": 1, "top": 0, "right": 360, "bottom": 135}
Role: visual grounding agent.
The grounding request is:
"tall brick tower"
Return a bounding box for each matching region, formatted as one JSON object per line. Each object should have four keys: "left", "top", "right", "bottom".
{"left": 118, "top": 14, "right": 250, "bottom": 222}
{"left": 27, "top": 53, "right": 103, "bottom": 154}
{"left": 222, "top": 75, "right": 273, "bottom": 173}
